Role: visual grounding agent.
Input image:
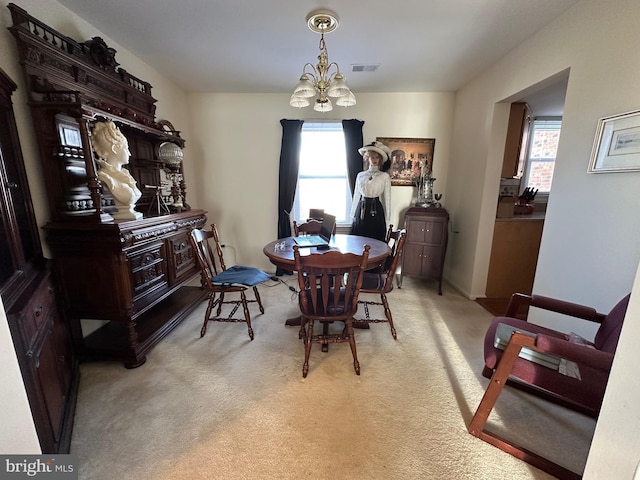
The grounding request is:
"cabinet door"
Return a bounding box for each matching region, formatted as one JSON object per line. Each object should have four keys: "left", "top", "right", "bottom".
{"left": 421, "top": 245, "right": 444, "bottom": 278}
{"left": 403, "top": 243, "right": 425, "bottom": 276}
{"left": 406, "top": 219, "right": 427, "bottom": 244}
{"left": 33, "top": 325, "right": 65, "bottom": 448}
{"left": 166, "top": 231, "right": 198, "bottom": 286}
{"left": 52, "top": 307, "right": 73, "bottom": 396}
{"left": 0, "top": 71, "right": 41, "bottom": 293}
{"left": 423, "top": 220, "right": 445, "bottom": 246}
{"left": 406, "top": 218, "right": 445, "bottom": 246}
{"left": 502, "top": 102, "right": 531, "bottom": 178}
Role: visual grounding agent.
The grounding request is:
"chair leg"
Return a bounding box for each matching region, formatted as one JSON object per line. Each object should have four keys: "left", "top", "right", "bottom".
{"left": 201, "top": 294, "right": 217, "bottom": 337}
{"left": 346, "top": 318, "right": 360, "bottom": 375}
{"left": 322, "top": 321, "right": 330, "bottom": 352}
{"left": 216, "top": 292, "right": 225, "bottom": 316}
{"left": 253, "top": 286, "right": 265, "bottom": 314}
{"left": 298, "top": 317, "right": 307, "bottom": 340}
{"left": 468, "top": 339, "right": 521, "bottom": 436}
{"left": 380, "top": 293, "right": 397, "bottom": 339}
{"left": 240, "top": 291, "right": 254, "bottom": 341}
{"left": 302, "top": 318, "right": 314, "bottom": 378}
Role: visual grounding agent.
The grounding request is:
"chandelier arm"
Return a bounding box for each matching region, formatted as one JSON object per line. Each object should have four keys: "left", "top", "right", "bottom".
{"left": 301, "top": 64, "right": 319, "bottom": 82}
{"left": 327, "top": 64, "right": 342, "bottom": 76}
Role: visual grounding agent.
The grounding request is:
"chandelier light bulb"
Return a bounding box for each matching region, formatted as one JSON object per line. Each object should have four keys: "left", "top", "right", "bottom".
{"left": 313, "top": 97, "right": 333, "bottom": 113}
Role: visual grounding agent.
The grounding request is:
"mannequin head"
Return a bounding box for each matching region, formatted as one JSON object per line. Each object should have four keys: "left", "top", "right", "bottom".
{"left": 92, "top": 121, "right": 131, "bottom": 169}
{"left": 358, "top": 141, "right": 391, "bottom": 170}
{"left": 363, "top": 150, "right": 383, "bottom": 167}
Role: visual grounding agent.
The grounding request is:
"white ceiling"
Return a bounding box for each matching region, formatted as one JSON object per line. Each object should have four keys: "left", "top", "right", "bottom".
{"left": 55, "top": 0, "right": 578, "bottom": 94}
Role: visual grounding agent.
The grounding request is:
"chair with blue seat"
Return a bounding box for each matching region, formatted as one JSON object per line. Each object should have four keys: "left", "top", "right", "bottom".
{"left": 190, "top": 224, "right": 268, "bottom": 340}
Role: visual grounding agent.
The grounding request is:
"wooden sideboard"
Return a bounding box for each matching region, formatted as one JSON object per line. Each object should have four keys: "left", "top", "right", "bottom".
{"left": 400, "top": 207, "right": 449, "bottom": 294}
{"left": 8, "top": 4, "right": 208, "bottom": 368}
{"left": 45, "top": 210, "right": 207, "bottom": 368}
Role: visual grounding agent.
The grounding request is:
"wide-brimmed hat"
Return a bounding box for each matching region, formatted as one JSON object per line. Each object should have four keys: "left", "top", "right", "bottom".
{"left": 358, "top": 141, "right": 390, "bottom": 162}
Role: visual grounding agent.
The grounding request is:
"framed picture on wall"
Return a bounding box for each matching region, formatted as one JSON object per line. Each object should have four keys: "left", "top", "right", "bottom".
{"left": 376, "top": 137, "right": 436, "bottom": 186}
{"left": 588, "top": 109, "right": 640, "bottom": 173}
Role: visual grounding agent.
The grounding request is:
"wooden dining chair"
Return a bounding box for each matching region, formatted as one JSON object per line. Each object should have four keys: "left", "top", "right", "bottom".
{"left": 355, "top": 229, "right": 407, "bottom": 339}
{"left": 293, "top": 244, "right": 370, "bottom": 377}
{"left": 190, "top": 224, "right": 268, "bottom": 340}
{"left": 292, "top": 219, "right": 322, "bottom": 236}
{"left": 293, "top": 218, "right": 338, "bottom": 236}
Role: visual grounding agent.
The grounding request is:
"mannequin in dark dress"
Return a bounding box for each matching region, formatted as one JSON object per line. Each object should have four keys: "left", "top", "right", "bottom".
{"left": 350, "top": 141, "right": 391, "bottom": 242}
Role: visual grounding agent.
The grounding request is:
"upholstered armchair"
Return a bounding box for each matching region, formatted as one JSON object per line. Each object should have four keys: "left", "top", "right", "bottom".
{"left": 469, "top": 292, "right": 630, "bottom": 479}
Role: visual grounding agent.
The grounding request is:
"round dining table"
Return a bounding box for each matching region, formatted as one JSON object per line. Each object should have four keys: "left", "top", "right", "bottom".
{"left": 263, "top": 234, "right": 391, "bottom": 328}
{"left": 263, "top": 233, "right": 391, "bottom": 272}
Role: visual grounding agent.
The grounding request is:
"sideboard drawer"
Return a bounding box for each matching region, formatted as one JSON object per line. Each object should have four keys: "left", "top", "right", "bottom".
{"left": 22, "top": 274, "right": 56, "bottom": 345}
{"left": 128, "top": 241, "right": 168, "bottom": 304}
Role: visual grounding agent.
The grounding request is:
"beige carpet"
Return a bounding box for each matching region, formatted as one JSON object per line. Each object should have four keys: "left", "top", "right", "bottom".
{"left": 70, "top": 277, "right": 595, "bottom": 479}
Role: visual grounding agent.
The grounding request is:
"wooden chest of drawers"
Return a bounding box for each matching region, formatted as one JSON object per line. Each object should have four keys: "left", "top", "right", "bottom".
{"left": 400, "top": 207, "right": 449, "bottom": 294}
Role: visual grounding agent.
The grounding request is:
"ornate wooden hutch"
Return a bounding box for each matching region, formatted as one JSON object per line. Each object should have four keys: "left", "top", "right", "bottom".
{"left": 8, "top": 4, "right": 207, "bottom": 369}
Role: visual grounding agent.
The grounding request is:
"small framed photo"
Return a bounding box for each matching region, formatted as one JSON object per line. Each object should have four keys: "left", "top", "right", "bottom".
{"left": 376, "top": 137, "right": 435, "bottom": 186}
{"left": 588, "top": 109, "right": 640, "bottom": 173}
{"left": 55, "top": 114, "right": 83, "bottom": 147}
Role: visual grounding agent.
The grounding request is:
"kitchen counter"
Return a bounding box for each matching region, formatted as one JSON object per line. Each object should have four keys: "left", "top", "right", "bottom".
{"left": 496, "top": 213, "right": 545, "bottom": 222}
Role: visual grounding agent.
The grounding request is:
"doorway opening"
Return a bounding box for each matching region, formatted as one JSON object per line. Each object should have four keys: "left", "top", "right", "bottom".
{"left": 480, "top": 71, "right": 569, "bottom": 316}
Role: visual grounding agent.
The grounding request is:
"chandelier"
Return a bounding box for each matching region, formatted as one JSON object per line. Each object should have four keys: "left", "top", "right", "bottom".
{"left": 289, "top": 9, "right": 356, "bottom": 112}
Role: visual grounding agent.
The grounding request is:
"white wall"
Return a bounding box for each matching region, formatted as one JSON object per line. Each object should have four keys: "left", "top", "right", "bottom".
{"left": 0, "top": 298, "right": 40, "bottom": 453}
{"left": 447, "top": 0, "right": 640, "bottom": 315}
{"left": 186, "top": 92, "right": 454, "bottom": 271}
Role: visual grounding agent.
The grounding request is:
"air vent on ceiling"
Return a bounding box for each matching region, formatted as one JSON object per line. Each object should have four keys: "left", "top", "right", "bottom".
{"left": 351, "top": 64, "right": 379, "bottom": 73}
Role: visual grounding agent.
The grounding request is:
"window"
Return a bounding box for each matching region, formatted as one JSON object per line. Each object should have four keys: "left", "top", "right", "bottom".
{"left": 521, "top": 117, "right": 562, "bottom": 194}
{"left": 292, "top": 121, "right": 352, "bottom": 223}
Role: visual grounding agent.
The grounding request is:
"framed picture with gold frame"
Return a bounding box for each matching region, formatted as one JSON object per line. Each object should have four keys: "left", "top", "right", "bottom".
{"left": 376, "top": 137, "right": 436, "bottom": 186}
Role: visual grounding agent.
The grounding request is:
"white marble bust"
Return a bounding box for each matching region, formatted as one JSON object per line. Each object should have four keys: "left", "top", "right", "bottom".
{"left": 92, "top": 121, "right": 143, "bottom": 220}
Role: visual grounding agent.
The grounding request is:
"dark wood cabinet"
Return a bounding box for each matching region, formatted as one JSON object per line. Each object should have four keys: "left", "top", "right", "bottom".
{"left": 400, "top": 207, "right": 449, "bottom": 294}
{"left": 0, "top": 66, "right": 78, "bottom": 453}
{"left": 45, "top": 212, "right": 207, "bottom": 368}
{"left": 8, "top": 5, "right": 207, "bottom": 368}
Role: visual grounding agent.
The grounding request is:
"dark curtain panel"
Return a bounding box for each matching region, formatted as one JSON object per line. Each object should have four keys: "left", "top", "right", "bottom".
{"left": 342, "top": 119, "right": 365, "bottom": 194}
{"left": 276, "top": 119, "right": 304, "bottom": 275}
